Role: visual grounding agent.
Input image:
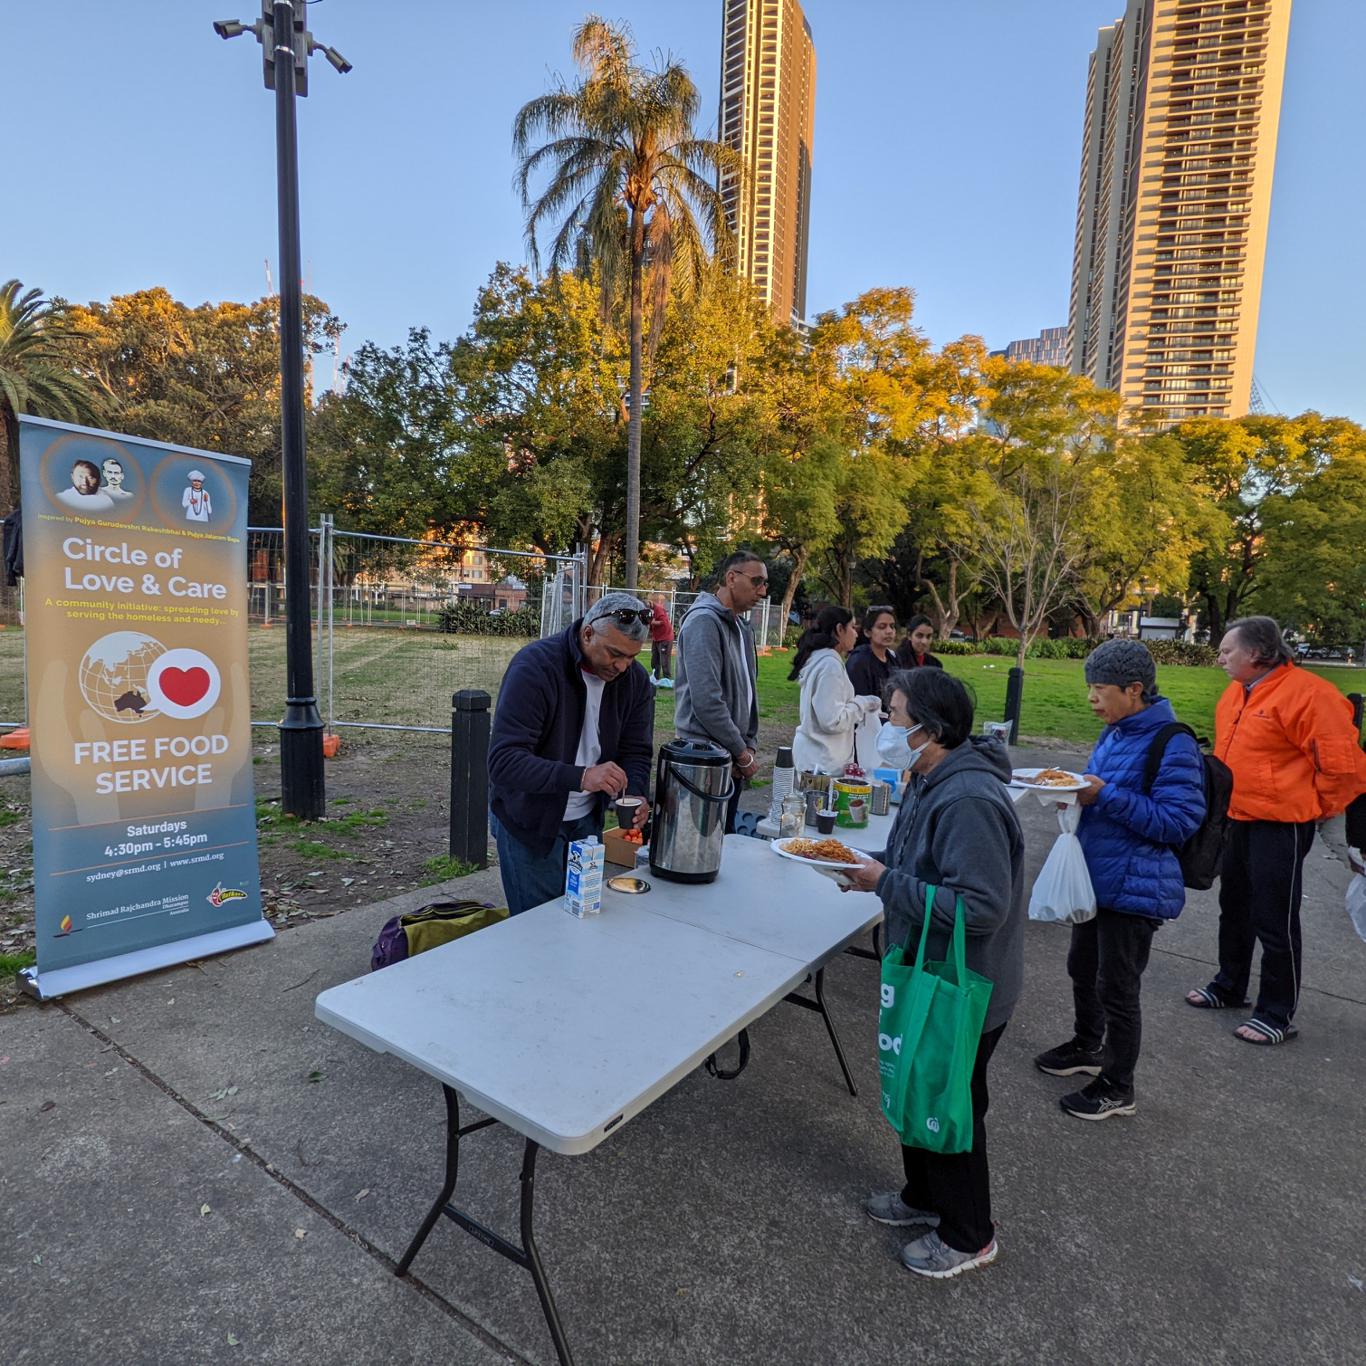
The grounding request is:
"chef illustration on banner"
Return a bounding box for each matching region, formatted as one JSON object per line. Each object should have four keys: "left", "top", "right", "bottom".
{"left": 18, "top": 415, "right": 268, "bottom": 1000}
{"left": 182, "top": 468, "right": 213, "bottom": 523}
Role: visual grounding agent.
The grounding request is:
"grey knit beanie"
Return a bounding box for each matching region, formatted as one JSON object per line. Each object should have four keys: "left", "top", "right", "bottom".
{"left": 1085, "top": 639, "right": 1158, "bottom": 700}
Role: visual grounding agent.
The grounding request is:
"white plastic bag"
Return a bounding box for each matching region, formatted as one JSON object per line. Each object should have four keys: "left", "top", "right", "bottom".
{"left": 1347, "top": 848, "right": 1366, "bottom": 944}
{"left": 1028, "top": 802, "right": 1096, "bottom": 925}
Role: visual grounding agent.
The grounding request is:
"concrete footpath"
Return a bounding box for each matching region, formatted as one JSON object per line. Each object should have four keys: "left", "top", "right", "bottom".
{"left": 3, "top": 747, "right": 1365, "bottom": 1364}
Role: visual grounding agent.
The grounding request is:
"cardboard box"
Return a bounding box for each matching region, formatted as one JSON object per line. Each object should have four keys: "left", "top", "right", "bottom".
{"left": 602, "top": 827, "right": 644, "bottom": 868}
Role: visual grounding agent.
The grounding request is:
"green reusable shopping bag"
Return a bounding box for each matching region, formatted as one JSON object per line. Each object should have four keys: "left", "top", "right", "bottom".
{"left": 877, "top": 885, "right": 994, "bottom": 1153}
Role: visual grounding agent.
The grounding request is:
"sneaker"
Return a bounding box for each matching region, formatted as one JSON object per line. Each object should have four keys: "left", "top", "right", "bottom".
{"left": 1060, "top": 1076, "right": 1136, "bottom": 1121}
{"left": 1034, "top": 1039, "right": 1104, "bottom": 1077}
{"left": 658, "top": 677, "right": 674, "bottom": 689}
{"left": 900, "top": 1230, "right": 999, "bottom": 1279}
{"left": 863, "top": 1190, "right": 940, "bottom": 1228}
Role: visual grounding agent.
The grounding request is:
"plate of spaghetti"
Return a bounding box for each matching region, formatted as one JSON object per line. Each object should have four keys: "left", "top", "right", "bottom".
{"left": 1011, "top": 766, "right": 1088, "bottom": 792}
{"left": 772, "top": 836, "right": 868, "bottom": 870}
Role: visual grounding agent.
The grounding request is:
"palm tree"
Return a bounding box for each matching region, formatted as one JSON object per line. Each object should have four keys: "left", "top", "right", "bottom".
{"left": 514, "top": 16, "right": 741, "bottom": 589}
{"left": 0, "top": 279, "right": 107, "bottom": 511}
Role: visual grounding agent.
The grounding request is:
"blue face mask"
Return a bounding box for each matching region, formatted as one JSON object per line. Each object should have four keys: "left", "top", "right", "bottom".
{"left": 876, "top": 722, "right": 927, "bottom": 769}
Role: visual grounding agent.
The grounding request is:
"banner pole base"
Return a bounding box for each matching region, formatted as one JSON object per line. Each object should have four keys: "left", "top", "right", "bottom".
{"left": 18, "top": 919, "right": 275, "bottom": 1001}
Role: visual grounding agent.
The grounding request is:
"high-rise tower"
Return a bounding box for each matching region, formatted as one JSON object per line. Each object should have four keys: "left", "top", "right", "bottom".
{"left": 718, "top": 0, "right": 816, "bottom": 326}
{"left": 1067, "top": 0, "right": 1292, "bottom": 423}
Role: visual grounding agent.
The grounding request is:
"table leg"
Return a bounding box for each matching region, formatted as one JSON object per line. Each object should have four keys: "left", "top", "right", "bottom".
{"left": 783, "top": 969, "right": 858, "bottom": 1098}
{"left": 394, "top": 1084, "right": 576, "bottom": 1366}
{"left": 395, "top": 1083, "right": 462, "bottom": 1275}
{"left": 520, "top": 1139, "right": 575, "bottom": 1366}
{"left": 704, "top": 1028, "right": 751, "bottom": 1080}
{"left": 844, "top": 924, "right": 884, "bottom": 962}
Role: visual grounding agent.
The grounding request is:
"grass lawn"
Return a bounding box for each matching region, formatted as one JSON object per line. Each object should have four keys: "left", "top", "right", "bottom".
{"left": 1, "top": 627, "right": 1360, "bottom": 748}
{"left": 707, "top": 649, "right": 1364, "bottom": 750}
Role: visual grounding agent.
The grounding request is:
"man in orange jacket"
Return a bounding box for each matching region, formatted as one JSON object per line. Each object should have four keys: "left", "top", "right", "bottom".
{"left": 1186, "top": 616, "right": 1366, "bottom": 1044}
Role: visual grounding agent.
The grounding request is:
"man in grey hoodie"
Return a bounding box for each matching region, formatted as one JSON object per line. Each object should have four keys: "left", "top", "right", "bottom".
{"left": 674, "top": 550, "right": 766, "bottom": 832}
{"left": 843, "top": 667, "right": 1025, "bottom": 1280}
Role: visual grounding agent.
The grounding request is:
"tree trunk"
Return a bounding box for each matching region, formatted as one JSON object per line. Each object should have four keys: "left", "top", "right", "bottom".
{"left": 839, "top": 549, "right": 854, "bottom": 612}
{"left": 0, "top": 409, "right": 17, "bottom": 514}
{"left": 1015, "top": 636, "right": 1028, "bottom": 672}
{"left": 624, "top": 210, "right": 645, "bottom": 592}
{"left": 779, "top": 546, "right": 808, "bottom": 642}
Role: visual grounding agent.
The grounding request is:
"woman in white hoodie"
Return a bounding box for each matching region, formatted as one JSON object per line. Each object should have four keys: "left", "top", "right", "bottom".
{"left": 790, "top": 606, "right": 882, "bottom": 774}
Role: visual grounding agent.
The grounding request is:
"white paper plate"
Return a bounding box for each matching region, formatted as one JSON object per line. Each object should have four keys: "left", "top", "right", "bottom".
{"left": 772, "top": 837, "right": 868, "bottom": 881}
{"left": 1011, "top": 767, "right": 1088, "bottom": 793}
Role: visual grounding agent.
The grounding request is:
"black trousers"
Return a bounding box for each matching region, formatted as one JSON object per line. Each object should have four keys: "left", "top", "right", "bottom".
{"left": 901, "top": 1022, "right": 1005, "bottom": 1254}
{"left": 650, "top": 640, "right": 673, "bottom": 679}
{"left": 1069, "top": 907, "right": 1161, "bottom": 1092}
{"left": 1213, "top": 819, "right": 1316, "bottom": 1029}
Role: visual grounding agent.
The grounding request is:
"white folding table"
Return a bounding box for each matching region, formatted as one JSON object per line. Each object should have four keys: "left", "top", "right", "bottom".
{"left": 315, "top": 836, "right": 880, "bottom": 1365}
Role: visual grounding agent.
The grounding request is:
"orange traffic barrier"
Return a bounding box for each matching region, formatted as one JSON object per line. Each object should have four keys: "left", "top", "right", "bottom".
{"left": 322, "top": 733, "right": 341, "bottom": 758}
{"left": 1, "top": 727, "right": 31, "bottom": 750}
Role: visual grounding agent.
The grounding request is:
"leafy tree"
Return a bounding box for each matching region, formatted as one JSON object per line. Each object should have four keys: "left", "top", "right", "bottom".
{"left": 1069, "top": 431, "right": 1209, "bottom": 637}
{"left": 65, "top": 287, "right": 342, "bottom": 520}
{"left": 1172, "top": 415, "right": 1328, "bottom": 642}
{"left": 513, "top": 15, "right": 740, "bottom": 589}
{"left": 450, "top": 264, "right": 629, "bottom": 581}
{"left": 1256, "top": 419, "right": 1366, "bottom": 646}
{"left": 306, "top": 328, "right": 482, "bottom": 541}
{"left": 806, "top": 289, "right": 982, "bottom": 611}
{"left": 0, "top": 279, "right": 108, "bottom": 510}
{"left": 966, "top": 361, "right": 1119, "bottom": 668}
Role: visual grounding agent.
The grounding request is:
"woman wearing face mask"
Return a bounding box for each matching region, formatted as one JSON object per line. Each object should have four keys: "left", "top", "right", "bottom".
{"left": 789, "top": 606, "right": 882, "bottom": 775}
{"left": 896, "top": 615, "right": 943, "bottom": 671}
{"left": 844, "top": 668, "right": 1025, "bottom": 1280}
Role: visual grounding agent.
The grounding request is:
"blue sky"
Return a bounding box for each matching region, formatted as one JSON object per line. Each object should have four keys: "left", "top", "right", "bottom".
{"left": 9, "top": 1, "right": 1361, "bottom": 421}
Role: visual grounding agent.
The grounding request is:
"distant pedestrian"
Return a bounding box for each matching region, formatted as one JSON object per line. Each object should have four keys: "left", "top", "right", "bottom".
{"left": 648, "top": 593, "right": 674, "bottom": 688}
{"left": 674, "top": 549, "right": 766, "bottom": 832}
{"left": 896, "top": 615, "right": 943, "bottom": 671}
{"left": 1186, "top": 617, "right": 1366, "bottom": 1044}
{"left": 487, "top": 592, "right": 654, "bottom": 914}
{"left": 1034, "top": 641, "right": 1205, "bottom": 1119}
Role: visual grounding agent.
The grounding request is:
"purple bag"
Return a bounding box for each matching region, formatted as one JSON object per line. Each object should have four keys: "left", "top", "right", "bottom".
{"left": 370, "top": 899, "right": 505, "bottom": 971}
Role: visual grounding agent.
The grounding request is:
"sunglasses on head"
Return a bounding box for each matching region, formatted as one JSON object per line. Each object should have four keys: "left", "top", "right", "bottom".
{"left": 604, "top": 607, "right": 654, "bottom": 627}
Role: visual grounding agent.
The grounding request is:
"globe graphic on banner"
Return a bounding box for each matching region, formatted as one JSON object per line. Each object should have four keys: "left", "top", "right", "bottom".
{"left": 78, "top": 631, "right": 167, "bottom": 723}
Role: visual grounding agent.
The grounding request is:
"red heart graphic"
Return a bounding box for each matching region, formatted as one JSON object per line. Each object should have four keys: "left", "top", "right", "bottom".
{"left": 161, "top": 666, "right": 210, "bottom": 707}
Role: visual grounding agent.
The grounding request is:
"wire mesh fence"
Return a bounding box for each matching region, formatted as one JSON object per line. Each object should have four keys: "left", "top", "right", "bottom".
{"left": 590, "top": 585, "right": 788, "bottom": 652}
{"left": 0, "top": 520, "right": 586, "bottom": 736}
{"left": 247, "top": 521, "right": 585, "bottom": 733}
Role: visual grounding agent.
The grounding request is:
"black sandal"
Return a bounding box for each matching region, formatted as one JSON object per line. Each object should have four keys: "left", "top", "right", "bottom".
{"left": 1185, "top": 986, "right": 1248, "bottom": 1010}
{"left": 1234, "top": 1018, "right": 1298, "bottom": 1046}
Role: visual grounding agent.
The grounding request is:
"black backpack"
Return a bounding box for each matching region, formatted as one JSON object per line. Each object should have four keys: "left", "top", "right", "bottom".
{"left": 1141, "top": 722, "right": 1233, "bottom": 890}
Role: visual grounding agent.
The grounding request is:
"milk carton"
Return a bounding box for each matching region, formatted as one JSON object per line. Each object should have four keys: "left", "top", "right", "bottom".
{"left": 565, "top": 836, "right": 605, "bottom": 916}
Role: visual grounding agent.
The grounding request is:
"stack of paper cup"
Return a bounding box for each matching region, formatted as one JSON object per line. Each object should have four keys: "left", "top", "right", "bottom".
{"left": 768, "top": 745, "right": 795, "bottom": 824}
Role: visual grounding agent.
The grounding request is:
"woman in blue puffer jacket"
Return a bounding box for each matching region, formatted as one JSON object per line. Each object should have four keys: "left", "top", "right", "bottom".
{"left": 1033, "top": 640, "right": 1206, "bottom": 1121}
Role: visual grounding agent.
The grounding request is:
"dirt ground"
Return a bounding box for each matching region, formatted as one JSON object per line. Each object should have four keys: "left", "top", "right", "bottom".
{"left": 0, "top": 707, "right": 799, "bottom": 1014}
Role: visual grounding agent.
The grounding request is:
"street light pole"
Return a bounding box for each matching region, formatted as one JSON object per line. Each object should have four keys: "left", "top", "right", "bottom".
{"left": 215, "top": 2, "right": 351, "bottom": 820}
{"left": 269, "top": 0, "right": 323, "bottom": 819}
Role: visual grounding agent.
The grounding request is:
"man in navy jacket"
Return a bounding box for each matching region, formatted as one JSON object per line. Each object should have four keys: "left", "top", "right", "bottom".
{"left": 488, "top": 593, "right": 655, "bottom": 914}
{"left": 1034, "top": 640, "right": 1206, "bottom": 1120}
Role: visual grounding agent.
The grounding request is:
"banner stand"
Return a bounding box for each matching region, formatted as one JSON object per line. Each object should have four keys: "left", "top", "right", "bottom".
{"left": 19, "top": 919, "right": 275, "bottom": 1001}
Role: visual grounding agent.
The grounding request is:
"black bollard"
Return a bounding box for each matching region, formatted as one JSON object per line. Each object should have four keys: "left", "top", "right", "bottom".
{"left": 449, "top": 690, "right": 491, "bottom": 869}
{"left": 1003, "top": 667, "right": 1024, "bottom": 745}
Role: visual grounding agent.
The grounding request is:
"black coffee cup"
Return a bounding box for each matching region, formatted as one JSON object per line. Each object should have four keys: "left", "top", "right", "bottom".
{"left": 613, "top": 796, "right": 645, "bottom": 827}
{"left": 816, "top": 809, "right": 837, "bottom": 835}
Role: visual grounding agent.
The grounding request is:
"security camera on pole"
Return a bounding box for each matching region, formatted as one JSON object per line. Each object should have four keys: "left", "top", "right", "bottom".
{"left": 214, "top": 2, "right": 351, "bottom": 820}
